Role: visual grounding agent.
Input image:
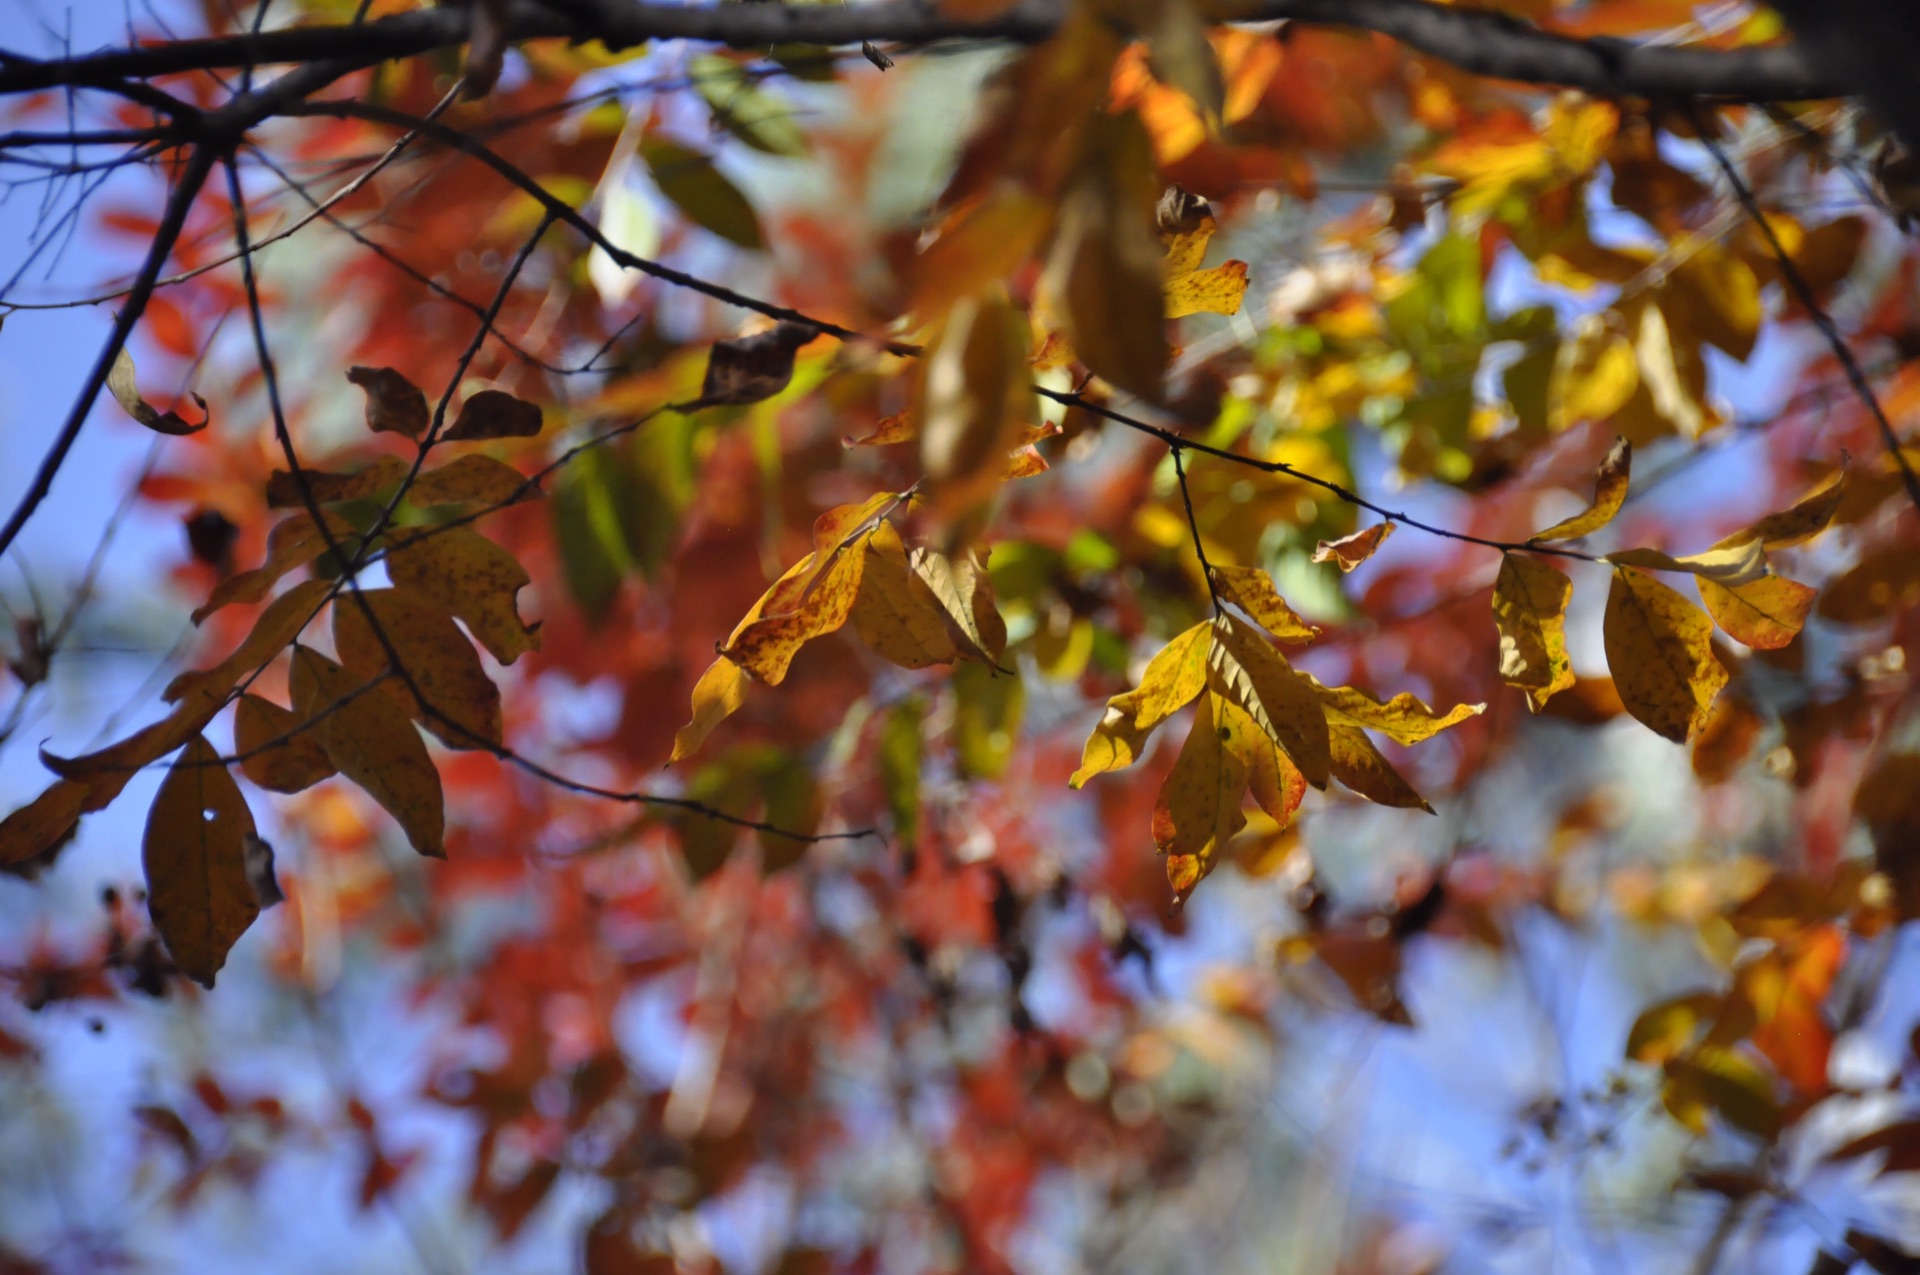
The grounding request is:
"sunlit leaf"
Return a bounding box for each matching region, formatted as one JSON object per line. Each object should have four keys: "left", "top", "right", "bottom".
{"left": 107, "top": 346, "right": 207, "bottom": 436}
{"left": 849, "top": 523, "right": 959, "bottom": 669}
{"left": 1605, "top": 539, "right": 1768, "bottom": 586}
{"left": 1305, "top": 676, "right": 1484, "bottom": 746}
{"left": 1208, "top": 615, "right": 1331, "bottom": 789}
{"left": 1532, "top": 437, "right": 1630, "bottom": 542}
{"left": 1153, "top": 693, "right": 1248, "bottom": 901}
{"left": 1312, "top": 522, "right": 1395, "bottom": 573}
{"left": 1603, "top": 568, "right": 1728, "bottom": 742}
{"left": 1491, "top": 553, "right": 1574, "bottom": 710}
{"left": 1699, "top": 574, "right": 1817, "bottom": 651}
{"left": 1209, "top": 565, "right": 1318, "bottom": 642}
{"left": 1071, "top": 620, "right": 1210, "bottom": 787}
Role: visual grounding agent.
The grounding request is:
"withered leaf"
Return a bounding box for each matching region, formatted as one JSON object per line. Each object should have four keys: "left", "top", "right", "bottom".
{"left": 723, "top": 535, "right": 867, "bottom": 684}
{"left": 1313, "top": 523, "right": 1396, "bottom": 573}
{"left": 265, "top": 456, "right": 408, "bottom": 509}
{"left": 233, "top": 693, "right": 336, "bottom": 793}
{"left": 1209, "top": 565, "right": 1317, "bottom": 642}
{"left": 444, "top": 389, "right": 544, "bottom": 441}
{"left": 333, "top": 587, "right": 504, "bottom": 750}
{"left": 384, "top": 527, "right": 540, "bottom": 665}
{"left": 346, "top": 366, "right": 430, "bottom": 438}
{"left": 168, "top": 578, "right": 335, "bottom": 704}
{"left": 108, "top": 347, "right": 207, "bottom": 436}
{"left": 1328, "top": 725, "right": 1433, "bottom": 813}
{"left": 700, "top": 321, "right": 817, "bottom": 405}
{"left": 407, "top": 454, "right": 534, "bottom": 508}
{"left": 193, "top": 513, "right": 353, "bottom": 623}
{"left": 142, "top": 735, "right": 260, "bottom": 989}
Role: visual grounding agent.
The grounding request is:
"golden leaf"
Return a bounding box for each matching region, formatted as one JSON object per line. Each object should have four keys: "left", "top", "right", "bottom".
{"left": 1328, "top": 725, "right": 1432, "bottom": 812}
{"left": 1070, "top": 620, "right": 1210, "bottom": 787}
{"left": 723, "top": 537, "right": 867, "bottom": 685}
{"left": 233, "top": 694, "right": 336, "bottom": 793}
{"left": 1306, "top": 676, "right": 1484, "bottom": 746}
{"left": 1490, "top": 553, "right": 1574, "bottom": 710}
{"left": 1209, "top": 564, "right": 1318, "bottom": 643}
{"left": 408, "top": 454, "right": 535, "bottom": 508}
{"left": 1549, "top": 319, "right": 1638, "bottom": 434}
{"left": 910, "top": 545, "right": 1007, "bottom": 665}
{"left": 849, "top": 523, "right": 960, "bottom": 670}
{"left": 1218, "top": 697, "right": 1305, "bottom": 829}
{"left": 384, "top": 527, "right": 540, "bottom": 666}
{"left": 142, "top": 735, "right": 260, "bottom": 989}
{"left": 333, "top": 588, "right": 504, "bottom": 750}
{"left": 1532, "top": 437, "right": 1630, "bottom": 542}
{"left": 671, "top": 658, "right": 751, "bottom": 763}
{"left": 193, "top": 513, "right": 353, "bottom": 623}
{"left": 1699, "top": 574, "right": 1817, "bottom": 651}
{"left": 1152, "top": 694, "right": 1248, "bottom": 901}
{"left": 1166, "top": 260, "right": 1248, "bottom": 319}
{"left": 1602, "top": 568, "right": 1728, "bottom": 743}
{"left": 1312, "top": 522, "right": 1396, "bottom": 573}
{"left": 265, "top": 456, "right": 408, "bottom": 509}
{"left": 1208, "top": 615, "right": 1330, "bottom": 789}
{"left": 291, "top": 646, "right": 446, "bottom": 858}
{"left": 1605, "top": 539, "right": 1768, "bottom": 586}
{"left": 1718, "top": 470, "right": 1847, "bottom": 552}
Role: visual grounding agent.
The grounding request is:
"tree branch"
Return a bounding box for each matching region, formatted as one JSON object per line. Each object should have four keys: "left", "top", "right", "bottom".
{"left": 0, "top": 0, "right": 1843, "bottom": 106}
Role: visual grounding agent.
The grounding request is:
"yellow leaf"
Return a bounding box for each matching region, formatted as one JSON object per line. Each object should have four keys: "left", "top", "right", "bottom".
{"left": 1328, "top": 725, "right": 1433, "bottom": 812}
{"left": 843, "top": 413, "right": 915, "bottom": 448}
{"left": 671, "top": 657, "right": 751, "bottom": 763}
{"left": 1152, "top": 694, "right": 1248, "bottom": 902}
{"left": 291, "top": 646, "right": 446, "bottom": 857}
{"left": 346, "top": 365, "right": 430, "bottom": 438}
{"left": 1699, "top": 574, "right": 1817, "bottom": 651}
{"left": 910, "top": 545, "right": 1007, "bottom": 665}
{"left": 233, "top": 694, "right": 336, "bottom": 793}
{"left": 916, "top": 290, "right": 1036, "bottom": 517}
{"left": 1217, "top": 697, "right": 1305, "bottom": 828}
{"left": 850, "top": 523, "right": 959, "bottom": 670}
{"left": 408, "top": 454, "right": 536, "bottom": 508}
{"left": 910, "top": 189, "right": 1052, "bottom": 324}
{"left": 1305, "top": 676, "right": 1484, "bottom": 746}
{"left": 1631, "top": 302, "right": 1707, "bottom": 439}
{"left": 166, "top": 578, "right": 335, "bottom": 705}
{"left": 1549, "top": 319, "right": 1638, "bottom": 433}
{"left": 1070, "top": 620, "right": 1210, "bottom": 787}
{"left": 266, "top": 456, "right": 409, "bottom": 509}
{"left": 193, "top": 513, "right": 353, "bottom": 623}
{"left": 142, "top": 735, "right": 260, "bottom": 989}
{"left": 1533, "top": 437, "right": 1631, "bottom": 542}
{"left": 724, "top": 537, "right": 868, "bottom": 684}
{"left": 1165, "top": 260, "right": 1248, "bottom": 318}
{"left": 1491, "top": 553, "right": 1574, "bottom": 710}
{"left": 1043, "top": 109, "right": 1168, "bottom": 404}
{"left": 1160, "top": 202, "right": 1215, "bottom": 278}
{"left": 1605, "top": 539, "right": 1768, "bottom": 586}
{"left": 1209, "top": 564, "right": 1318, "bottom": 643}
{"left": 1718, "top": 470, "right": 1847, "bottom": 551}
{"left": 1544, "top": 98, "right": 1618, "bottom": 178}
{"left": 1667, "top": 247, "right": 1761, "bottom": 361}
{"left": 1312, "top": 522, "right": 1395, "bottom": 573}
{"left": 1208, "top": 615, "right": 1331, "bottom": 789}
{"left": 333, "top": 588, "right": 504, "bottom": 750}
{"left": 1603, "top": 568, "right": 1729, "bottom": 743}
{"left": 384, "top": 527, "right": 540, "bottom": 665}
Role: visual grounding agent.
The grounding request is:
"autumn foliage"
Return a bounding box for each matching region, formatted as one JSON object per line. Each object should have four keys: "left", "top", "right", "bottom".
{"left": 2, "top": 0, "right": 1920, "bottom": 1271}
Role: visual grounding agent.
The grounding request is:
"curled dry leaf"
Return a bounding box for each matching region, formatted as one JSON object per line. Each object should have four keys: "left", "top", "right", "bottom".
{"left": 233, "top": 693, "right": 336, "bottom": 793}
{"left": 1491, "top": 553, "right": 1575, "bottom": 711}
{"left": 1313, "top": 522, "right": 1396, "bottom": 573}
{"left": 700, "top": 321, "right": 817, "bottom": 405}
{"left": 142, "top": 735, "right": 259, "bottom": 989}
{"left": 1718, "top": 466, "right": 1847, "bottom": 551}
{"left": 1071, "top": 620, "right": 1210, "bottom": 787}
{"left": 347, "top": 366, "right": 430, "bottom": 438}
{"left": 843, "top": 413, "right": 915, "bottom": 447}
{"left": 1209, "top": 565, "right": 1318, "bottom": 642}
{"left": 291, "top": 646, "right": 446, "bottom": 858}
{"left": 1159, "top": 194, "right": 1249, "bottom": 319}
{"left": 333, "top": 587, "right": 504, "bottom": 750}
{"left": 107, "top": 347, "right": 207, "bottom": 436}
{"left": 384, "top": 527, "right": 540, "bottom": 665}
{"left": 1532, "top": 437, "right": 1631, "bottom": 543}
{"left": 444, "top": 389, "right": 544, "bottom": 441}
{"left": 1603, "top": 568, "right": 1728, "bottom": 742}
{"left": 0, "top": 780, "right": 91, "bottom": 870}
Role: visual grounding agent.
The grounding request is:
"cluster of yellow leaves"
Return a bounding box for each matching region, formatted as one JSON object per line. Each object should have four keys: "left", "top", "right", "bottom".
{"left": 671, "top": 495, "right": 1013, "bottom": 762}
{"left": 0, "top": 368, "right": 547, "bottom": 985}
{"left": 1490, "top": 439, "right": 1842, "bottom": 741}
{"left": 1072, "top": 564, "right": 1482, "bottom": 899}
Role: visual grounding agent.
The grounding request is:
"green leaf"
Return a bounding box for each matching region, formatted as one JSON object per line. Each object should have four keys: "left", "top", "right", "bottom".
{"left": 641, "top": 136, "right": 765, "bottom": 250}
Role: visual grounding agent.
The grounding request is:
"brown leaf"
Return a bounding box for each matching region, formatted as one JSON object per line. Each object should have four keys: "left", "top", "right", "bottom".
{"left": 233, "top": 694, "right": 336, "bottom": 793}
{"left": 265, "top": 457, "right": 408, "bottom": 509}
{"left": 142, "top": 735, "right": 260, "bottom": 989}
{"left": 1533, "top": 438, "right": 1631, "bottom": 542}
{"left": 291, "top": 647, "right": 445, "bottom": 858}
{"left": 167, "top": 578, "right": 336, "bottom": 704}
{"left": 444, "top": 389, "right": 544, "bottom": 441}
{"left": 916, "top": 292, "right": 1035, "bottom": 517}
{"left": 1603, "top": 568, "right": 1728, "bottom": 742}
{"left": 332, "top": 588, "right": 504, "bottom": 750}
{"left": 108, "top": 347, "right": 207, "bottom": 436}
{"left": 0, "top": 780, "right": 91, "bottom": 869}
{"left": 699, "top": 321, "right": 818, "bottom": 406}
{"left": 1491, "top": 553, "right": 1574, "bottom": 710}
{"left": 1818, "top": 546, "right": 1920, "bottom": 624}
{"left": 1719, "top": 468, "right": 1847, "bottom": 551}
{"left": 1312, "top": 523, "right": 1396, "bottom": 573}
{"left": 346, "top": 366, "right": 430, "bottom": 439}
{"left": 384, "top": 528, "right": 540, "bottom": 665}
